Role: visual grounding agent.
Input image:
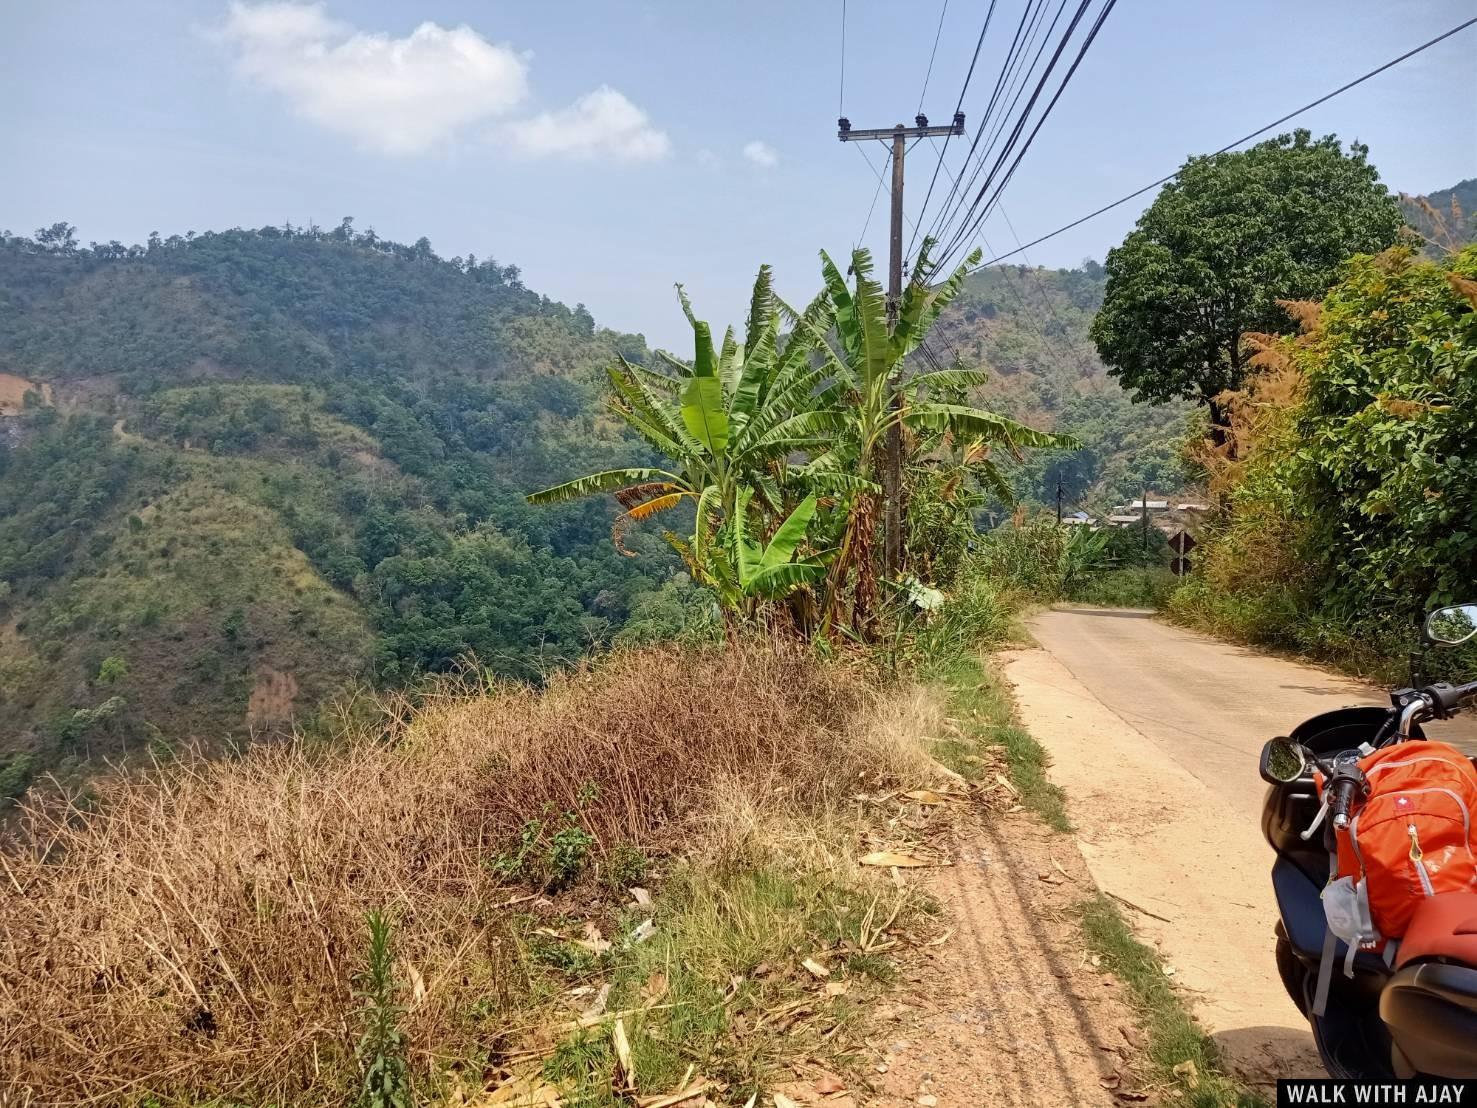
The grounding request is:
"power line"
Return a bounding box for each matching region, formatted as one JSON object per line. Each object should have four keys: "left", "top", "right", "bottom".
{"left": 917, "top": 0, "right": 951, "bottom": 115}
{"left": 977, "top": 14, "right": 1477, "bottom": 266}
{"left": 855, "top": 145, "right": 892, "bottom": 246}
{"left": 936, "top": 0, "right": 1118, "bottom": 270}
{"left": 944, "top": 0, "right": 1118, "bottom": 266}
{"left": 838, "top": 0, "right": 848, "bottom": 116}
{"left": 927, "top": 0, "right": 1063, "bottom": 255}
{"left": 906, "top": 0, "right": 1001, "bottom": 260}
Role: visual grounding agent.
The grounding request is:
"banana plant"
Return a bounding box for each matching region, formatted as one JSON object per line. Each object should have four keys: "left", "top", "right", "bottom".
{"left": 789, "top": 242, "right": 1079, "bottom": 631}
{"left": 526, "top": 268, "right": 841, "bottom": 598}
{"left": 701, "top": 487, "right": 829, "bottom": 614}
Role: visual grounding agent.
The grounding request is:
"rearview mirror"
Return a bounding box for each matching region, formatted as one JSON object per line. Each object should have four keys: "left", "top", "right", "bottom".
{"left": 1424, "top": 604, "right": 1477, "bottom": 647}
{"left": 1260, "top": 736, "right": 1308, "bottom": 785}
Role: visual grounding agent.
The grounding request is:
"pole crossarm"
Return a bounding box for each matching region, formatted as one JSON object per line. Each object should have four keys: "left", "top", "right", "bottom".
{"left": 837, "top": 113, "right": 964, "bottom": 142}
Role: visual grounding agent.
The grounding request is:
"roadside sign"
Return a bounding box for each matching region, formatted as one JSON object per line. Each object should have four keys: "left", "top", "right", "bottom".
{"left": 1168, "top": 531, "right": 1196, "bottom": 555}
{"left": 1171, "top": 557, "right": 1192, "bottom": 577}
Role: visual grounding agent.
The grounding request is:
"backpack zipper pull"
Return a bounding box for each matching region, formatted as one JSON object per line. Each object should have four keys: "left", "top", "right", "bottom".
{"left": 1409, "top": 824, "right": 1436, "bottom": 896}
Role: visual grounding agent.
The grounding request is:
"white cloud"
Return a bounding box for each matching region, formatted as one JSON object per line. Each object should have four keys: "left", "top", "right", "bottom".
{"left": 695, "top": 148, "right": 720, "bottom": 169}
{"left": 503, "top": 86, "right": 670, "bottom": 162}
{"left": 742, "top": 140, "right": 778, "bottom": 168}
{"left": 218, "top": 3, "right": 668, "bottom": 163}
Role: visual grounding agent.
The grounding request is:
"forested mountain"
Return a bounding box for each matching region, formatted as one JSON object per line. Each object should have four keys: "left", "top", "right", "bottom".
{"left": 0, "top": 222, "right": 691, "bottom": 798}
{"left": 2, "top": 181, "right": 1458, "bottom": 797}
{"left": 932, "top": 260, "right": 1194, "bottom": 507}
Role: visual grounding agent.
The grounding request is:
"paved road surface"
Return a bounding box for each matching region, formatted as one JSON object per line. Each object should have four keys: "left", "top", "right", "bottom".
{"left": 1002, "top": 607, "right": 1474, "bottom": 1085}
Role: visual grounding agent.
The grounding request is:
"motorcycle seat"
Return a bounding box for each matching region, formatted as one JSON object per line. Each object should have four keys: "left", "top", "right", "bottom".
{"left": 1395, "top": 892, "right": 1477, "bottom": 971}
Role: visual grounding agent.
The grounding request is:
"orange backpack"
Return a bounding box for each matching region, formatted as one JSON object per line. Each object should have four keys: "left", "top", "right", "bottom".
{"left": 1321, "top": 740, "right": 1477, "bottom": 948}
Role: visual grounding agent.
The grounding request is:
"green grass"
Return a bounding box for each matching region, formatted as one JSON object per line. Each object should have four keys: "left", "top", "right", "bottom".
{"left": 1080, "top": 895, "right": 1268, "bottom": 1107}
{"left": 928, "top": 651, "right": 1071, "bottom": 832}
{"left": 537, "top": 862, "right": 895, "bottom": 1105}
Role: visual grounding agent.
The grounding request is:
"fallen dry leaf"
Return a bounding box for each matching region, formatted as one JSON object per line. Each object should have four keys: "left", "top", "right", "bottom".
{"left": 574, "top": 923, "right": 612, "bottom": 954}
{"left": 859, "top": 851, "right": 936, "bottom": 868}
{"left": 612, "top": 1019, "right": 633, "bottom": 1089}
{"left": 478, "top": 1075, "right": 565, "bottom": 1107}
{"left": 801, "top": 957, "right": 832, "bottom": 979}
{"left": 824, "top": 980, "right": 850, "bottom": 997}
{"left": 902, "top": 789, "right": 947, "bottom": 805}
{"left": 635, "top": 1082, "right": 710, "bottom": 1108}
{"left": 640, "top": 971, "right": 669, "bottom": 1005}
{"left": 630, "top": 886, "right": 653, "bottom": 906}
{"left": 1172, "top": 1059, "right": 1199, "bottom": 1089}
{"left": 586, "top": 983, "right": 611, "bottom": 1018}
{"left": 813, "top": 1072, "right": 847, "bottom": 1095}
{"left": 406, "top": 962, "right": 426, "bottom": 1007}
{"left": 773, "top": 1095, "right": 800, "bottom": 1108}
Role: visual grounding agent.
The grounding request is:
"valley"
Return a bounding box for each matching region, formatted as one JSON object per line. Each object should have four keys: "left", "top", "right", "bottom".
{"left": 0, "top": 221, "right": 1194, "bottom": 796}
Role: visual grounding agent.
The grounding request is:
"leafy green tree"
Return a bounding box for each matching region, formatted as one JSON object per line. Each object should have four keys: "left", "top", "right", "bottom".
{"left": 96, "top": 656, "right": 129, "bottom": 685}
{"left": 1090, "top": 130, "right": 1403, "bottom": 430}
{"left": 1294, "top": 246, "right": 1477, "bottom": 611}
{"left": 1174, "top": 246, "right": 1477, "bottom": 667}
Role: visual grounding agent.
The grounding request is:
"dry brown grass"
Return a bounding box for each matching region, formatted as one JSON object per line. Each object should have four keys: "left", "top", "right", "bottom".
{"left": 0, "top": 643, "right": 934, "bottom": 1106}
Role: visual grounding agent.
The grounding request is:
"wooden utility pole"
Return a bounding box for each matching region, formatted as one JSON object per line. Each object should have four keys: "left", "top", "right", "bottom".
{"left": 1056, "top": 475, "right": 1064, "bottom": 525}
{"left": 838, "top": 112, "right": 965, "bottom": 578}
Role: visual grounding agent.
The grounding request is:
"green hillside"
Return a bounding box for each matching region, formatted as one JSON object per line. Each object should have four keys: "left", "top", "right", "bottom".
{"left": 931, "top": 260, "right": 1194, "bottom": 507}
{"left": 0, "top": 223, "right": 685, "bottom": 798}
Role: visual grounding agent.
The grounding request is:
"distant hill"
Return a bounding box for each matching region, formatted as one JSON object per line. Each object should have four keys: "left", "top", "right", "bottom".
{"left": 1401, "top": 179, "right": 1476, "bottom": 256}
{"left": 931, "top": 260, "right": 1194, "bottom": 508}
{"left": 0, "top": 223, "right": 683, "bottom": 799}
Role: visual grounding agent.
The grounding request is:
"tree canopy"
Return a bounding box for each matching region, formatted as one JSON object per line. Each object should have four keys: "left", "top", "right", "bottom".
{"left": 1090, "top": 130, "right": 1404, "bottom": 420}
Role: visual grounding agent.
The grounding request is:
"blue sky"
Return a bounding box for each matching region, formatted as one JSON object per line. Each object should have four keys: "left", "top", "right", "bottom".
{"left": 2, "top": 1, "right": 1473, "bottom": 351}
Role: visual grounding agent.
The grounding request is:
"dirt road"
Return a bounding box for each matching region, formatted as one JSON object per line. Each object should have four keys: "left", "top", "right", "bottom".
{"left": 1002, "top": 608, "right": 1475, "bottom": 1083}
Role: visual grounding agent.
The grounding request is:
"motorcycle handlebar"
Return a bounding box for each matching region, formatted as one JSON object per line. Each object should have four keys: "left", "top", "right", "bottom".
{"left": 1426, "top": 681, "right": 1477, "bottom": 717}
{"left": 1330, "top": 776, "right": 1359, "bottom": 831}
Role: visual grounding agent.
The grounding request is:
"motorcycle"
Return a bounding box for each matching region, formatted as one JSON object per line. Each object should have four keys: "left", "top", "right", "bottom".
{"left": 1260, "top": 601, "right": 1477, "bottom": 1079}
